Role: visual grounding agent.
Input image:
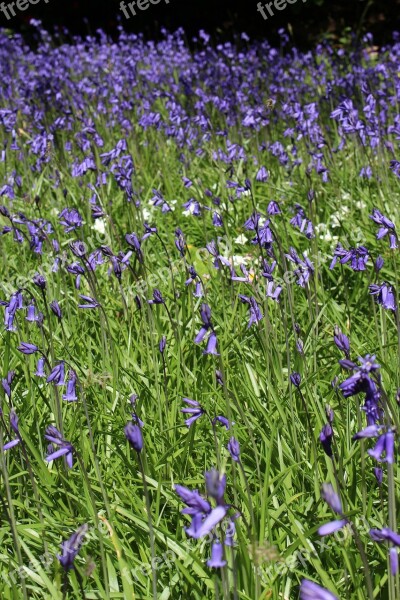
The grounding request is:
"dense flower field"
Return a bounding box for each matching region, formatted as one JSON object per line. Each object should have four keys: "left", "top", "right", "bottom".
{"left": 0, "top": 22, "right": 399, "bottom": 599}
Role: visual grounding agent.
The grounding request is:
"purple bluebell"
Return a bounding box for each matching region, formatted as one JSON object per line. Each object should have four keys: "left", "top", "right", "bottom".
{"left": 124, "top": 422, "right": 143, "bottom": 452}
{"left": 370, "top": 527, "right": 400, "bottom": 574}
{"left": 290, "top": 372, "right": 301, "bottom": 387}
{"left": 1, "top": 370, "right": 15, "bottom": 398}
{"left": 59, "top": 208, "right": 83, "bottom": 233}
{"left": 390, "top": 159, "right": 400, "bottom": 179}
{"left": 35, "top": 357, "right": 46, "bottom": 378}
{"left": 57, "top": 524, "right": 88, "bottom": 571}
{"left": 159, "top": 336, "right": 166, "bottom": 354}
{"left": 70, "top": 240, "right": 87, "bottom": 258}
{"left": 3, "top": 409, "right": 21, "bottom": 451}
{"left": 175, "top": 485, "right": 211, "bottom": 514}
{"left": 261, "top": 259, "right": 277, "bottom": 281}
{"left": 231, "top": 264, "right": 252, "bottom": 283}
{"left": 370, "top": 208, "right": 397, "bottom": 249}
{"left": 50, "top": 301, "right": 62, "bottom": 319}
{"left": 78, "top": 295, "right": 100, "bottom": 309}
{"left": 148, "top": 289, "right": 165, "bottom": 305}
{"left": 319, "top": 424, "right": 333, "bottom": 458}
{"left": 285, "top": 248, "right": 314, "bottom": 287}
{"left": 204, "top": 332, "right": 219, "bottom": 355}
{"left": 318, "top": 483, "right": 347, "bottom": 536}
{"left": 33, "top": 273, "right": 46, "bottom": 290}
{"left": 66, "top": 263, "right": 85, "bottom": 289}
{"left": 18, "top": 342, "right": 39, "bottom": 355}
{"left": 212, "top": 212, "right": 223, "bottom": 227}
{"left": 267, "top": 201, "right": 281, "bottom": 215}
{"left": 207, "top": 541, "right": 227, "bottom": 568}
{"left": 370, "top": 528, "right": 400, "bottom": 546}
{"left": 126, "top": 232, "right": 143, "bottom": 263}
{"left": 333, "top": 326, "right": 350, "bottom": 358}
{"left": 254, "top": 220, "right": 274, "bottom": 248}
{"left": 45, "top": 426, "right": 74, "bottom": 469}
{"left": 375, "top": 256, "right": 384, "bottom": 272}
{"left": 318, "top": 519, "right": 348, "bottom": 536}
{"left": 369, "top": 283, "right": 396, "bottom": 310}
{"left": 47, "top": 362, "right": 65, "bottom": 386}
{"left": 374, "top": 467, "right": 383, "bottom": 486}
{"left": 256, "top": 166, "right": 269, "bottom": 182}
{"left": 205, "top": 469, "right": 226, "bottom": 505}
{"left": 367, "top": 431, "right": 395, "bottom": 464}
{"left": 300, "top": 579, "right": 338, "bottom": 600}
{"left": 290, "top": 204, "right": 314, "bottom": 239}
{"left": 321, "top": 484, "right": 343, "bottom": 515}
{"left": 194, "top": 304, "right": 213, "bottom": 344}
{"left": 212, "top": 416, "right": 230, "bottom": 430}
{"left": 174, "top": 228, "right": 186, "bottom": 257}
{"left": 390, "top": 547, "right": 398, "bottom": 576}
{"left": 238, "top": 295, "right": 263, "bottom": 328}
{"left": 330, "top": 244, "right": 369, "bottom": 271}
{"left": 227, "top": 437, "right": 240, "bottom": 462}
{"left": 215, "top": 370, "right": 224, "bottom": 386}
{"left": 63, "top": 370, "right": 78, "bottom": 402}
{"left": 181, "top": 398, "right": 205, "bottom": 427}
{"left": 26, "top": 302, "right": 38, "bottom": 322}
{"left": 244, "top": 212, "right": 260, "bottom": 231}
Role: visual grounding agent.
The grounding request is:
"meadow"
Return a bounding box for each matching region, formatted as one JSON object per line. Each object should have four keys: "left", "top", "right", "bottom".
{"left": 0, "top": 23, "right": 399, "bottom": 599}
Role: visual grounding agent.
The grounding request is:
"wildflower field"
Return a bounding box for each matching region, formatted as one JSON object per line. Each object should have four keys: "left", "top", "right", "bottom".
{"left": 0, "top": 23, "right": 400, "bottom": 600}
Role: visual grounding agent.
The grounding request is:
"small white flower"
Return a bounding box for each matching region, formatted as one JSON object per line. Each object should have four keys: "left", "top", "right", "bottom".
{"left": 235, "top": 234, "right": 248, "bottom": 245}
{"left": 355, "top": 200, "right": 367, "bottom": 210}
{"left": 232, "top": 255, "right": 249, "bottom": 266}
{"left": 92, "top": 219, "right": 106, "bottom": 235}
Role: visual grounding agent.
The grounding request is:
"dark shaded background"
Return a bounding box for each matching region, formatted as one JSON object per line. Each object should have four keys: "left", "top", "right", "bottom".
{"left": 1, "top": 0, "right": 400, "bottom": 46}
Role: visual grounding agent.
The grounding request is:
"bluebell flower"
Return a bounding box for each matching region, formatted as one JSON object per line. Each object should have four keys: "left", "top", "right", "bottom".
{"left": 333, "top": 326, "right": 350, "bottom": 358}
{"left": 319, "top": 424, "right": 333, "bottom": 457}
{"left": 3, "top": 409, "right": 21, "bottom": 451}
{"left": 369, "top": 283, "right": 396, "bottom": 310}
{"left": 35, "top": 357, "right": 46, "bottom": 378}
{"left": 212, "top": 212, "right": 223, "bottom": 227}
{"left": 181, "top": 398, "right": 205, "bottom": 427}
{"left": 18, "top": 342, "right": 39, "bottom": 355}
{"left": 126, "top": 232, "right": 143, "bottom": 263}
{"left": 207, "top": 541, "right": 227, "bottom": 568}
{"left": 59, "top": 208, "right": 83, "bottom": 233}
{"left": 45, "top": 426, "right": 74, "bottom": 469}
{"left": 370, "top": 528, "right": 400, "bottom": 575}
{"left": 318, "top": 483, "right": 347, "bottom": 536}
{"left": 50, "top": 301, "right": 62, "bottom": 319}
{"left": 256, "top": 166, "right": 269, "bottom": 182}
{"left": 1, "top": 370, "right": 15, "bottom": 398}
{"left": 205, "top": 469, "right": 226, "bottom": 505}
{"left": 267, "top": 201, "right": 281, "bottom": 215}
{"left": 227, "top": 437, "right": 240, "bottom": 462}
{"left": 375, "top": 256, "right": 384, "bottom": 272}
{"left": 204, "top": 332, "right": 219, "bottom": 355}
{"left": 63, "top": 370, "right": 78, "bottom": 402}
{"left": 370, "top": 208, "right": 397, "bottom": 249}
{"left": 238, "top": 295, "right": 263, "bottom": 328}
{"left": 78, "top": 295, "right": 100, "bottom": 309}
{"left": 300, "top": 579, "right": 338, "bottom": 600}
{"left": 47, "top": 362, "right": 66, "bottom": 386}
{"left": 148, "top": 289, "right": 165, "bottom": 305}
{"left": 290, "top": 372, "right": 301, "bottom": 387}
{"left": 57, "top": 524, "right": 88, "bottom": 571}
{"left": 212, "top": 416, "right": 230, "bottom": 430}
{"left": 330, "top": 244, "right": 369, "bottom": 271}
{"left": 124, "top": 422, "right": 143, "bottom": 452}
